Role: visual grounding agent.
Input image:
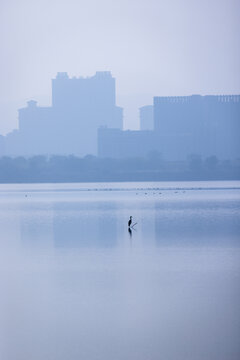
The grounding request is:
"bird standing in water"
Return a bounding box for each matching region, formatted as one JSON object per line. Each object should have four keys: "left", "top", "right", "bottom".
{"left": 128, "top": 216, "right": 132, "bottom": 228}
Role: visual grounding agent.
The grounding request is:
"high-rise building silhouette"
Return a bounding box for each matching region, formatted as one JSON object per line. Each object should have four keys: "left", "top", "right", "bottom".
{"left": 5, "top": 72, "right": 123, "bottom": 156}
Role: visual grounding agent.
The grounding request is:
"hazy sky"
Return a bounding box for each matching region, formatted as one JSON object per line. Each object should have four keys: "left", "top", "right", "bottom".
{"left": 0, "top": 0, "right": 239, "bottom": 134}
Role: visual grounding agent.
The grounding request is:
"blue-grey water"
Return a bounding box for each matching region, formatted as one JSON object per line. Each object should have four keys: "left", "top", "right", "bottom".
{"left": 0, "top": 181, "right": 240, "bottom": 360}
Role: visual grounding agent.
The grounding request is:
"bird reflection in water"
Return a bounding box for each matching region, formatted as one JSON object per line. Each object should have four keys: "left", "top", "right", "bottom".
{"left": 128, "top": 227, "right": 132, "bottom": 238}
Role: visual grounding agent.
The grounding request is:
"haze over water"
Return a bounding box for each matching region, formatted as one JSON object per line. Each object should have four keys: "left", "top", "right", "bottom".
{"left": 0, "top": 181, "right": 240, "bottom": 360}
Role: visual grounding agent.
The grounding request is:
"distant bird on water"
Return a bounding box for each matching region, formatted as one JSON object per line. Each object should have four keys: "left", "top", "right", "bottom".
{"left": 128, "top": 216, "right": 132, "bottom": 228}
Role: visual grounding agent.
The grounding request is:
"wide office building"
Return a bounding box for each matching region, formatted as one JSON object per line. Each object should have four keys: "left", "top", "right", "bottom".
{"left": 154, "top": 94, "right": 240, "bottom": 159}
{"left": 98, "top": 94, "right": 240, "bottom": 160}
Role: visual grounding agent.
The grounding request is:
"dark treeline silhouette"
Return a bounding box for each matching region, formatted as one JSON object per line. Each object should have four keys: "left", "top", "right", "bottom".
{"left": 0, "top": 154, "right": 239, "bottom": 183}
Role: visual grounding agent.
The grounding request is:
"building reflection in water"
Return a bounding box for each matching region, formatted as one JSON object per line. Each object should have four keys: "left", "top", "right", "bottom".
{"left": 20, "top": 199, "right": 120, "bottom": 249}
{"left": 52, "top": 201, "right": 118, "bottom": 248}
{"left": 20, "top": 202, "right": 54, "bottom": 248}
{"left": 154, "top": 195, "right": 240, "bottom": 246}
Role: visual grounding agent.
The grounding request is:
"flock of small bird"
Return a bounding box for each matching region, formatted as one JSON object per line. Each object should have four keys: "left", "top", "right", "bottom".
{"left": 128, "top": 189, "right": 187, "bottom": 230}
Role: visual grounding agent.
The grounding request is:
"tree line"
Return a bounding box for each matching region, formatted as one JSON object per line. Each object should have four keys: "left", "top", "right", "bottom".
{"left": 0, "top": 154, "right": 239, "bottom": 183}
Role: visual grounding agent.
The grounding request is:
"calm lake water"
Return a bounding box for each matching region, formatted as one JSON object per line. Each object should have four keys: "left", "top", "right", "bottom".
{"left": 0, "top": 181, "right": 240, "bottom": 360}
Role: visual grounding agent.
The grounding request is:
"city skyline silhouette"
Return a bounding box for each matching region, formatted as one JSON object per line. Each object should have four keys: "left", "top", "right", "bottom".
{"left": 0, "top": 71, "right": 239, "bottom": 161}
{"left": 0, "top": 0, "right": 239, "bottom": 135}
